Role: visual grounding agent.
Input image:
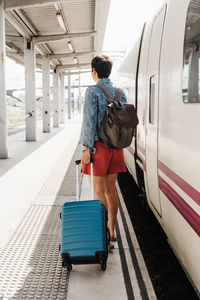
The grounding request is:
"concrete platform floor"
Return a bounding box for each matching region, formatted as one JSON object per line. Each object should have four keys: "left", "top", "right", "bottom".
{"left": 0, "top": 115, "right": 82, "bottom": 252}
{"left": 0, "top": 115, "right": 157, "bottom": 300}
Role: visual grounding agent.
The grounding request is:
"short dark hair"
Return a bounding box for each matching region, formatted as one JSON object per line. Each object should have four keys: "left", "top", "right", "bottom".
{"left": 91, "top": 55, "right": 113, "bottom": 79}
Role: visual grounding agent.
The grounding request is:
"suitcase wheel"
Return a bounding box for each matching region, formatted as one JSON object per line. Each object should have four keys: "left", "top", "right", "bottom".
{"left": 67, "top": 263, "right": 72, "bottom": 272}
{"left": 62, "top": 258, "right": 72, "bottom": 271}
{"left": 100, "top": 257, "right": 107, "bottom": 271}
{"left": 62, "top": 259, "right": 66, "bottom": 268}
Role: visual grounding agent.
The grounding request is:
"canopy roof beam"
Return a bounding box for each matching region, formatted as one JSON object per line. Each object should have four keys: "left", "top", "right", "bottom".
{"left": 6, "top": 35, "right": 24, "bottom": 42}
{"left": 13, "top": 9, "right": 39, "bottom": 35}
{"left": 62, "top": 70, "right": 90, "bottom": 75}
{"left": 5, "top": 12, "right": 51, "bottom": 57}
{"left": 5, "top": 0, "right": 74, "bottom": 10}
{"left": 32, "top": 31, "right": 96, "bottom": 43}
{"left": 49, "top": 50, "right": 95, "bottom": 59}
{"left": 57, "top": 63, "right": 90, "bottom": 71}
{"left": 5, "top": 31, "right": 96, "bottom": 44}
{"left": 5, "top": 12, "right": 30, "bottom": 38}
{"left": 6, "top": 50, "right": 94, "bottom": 60}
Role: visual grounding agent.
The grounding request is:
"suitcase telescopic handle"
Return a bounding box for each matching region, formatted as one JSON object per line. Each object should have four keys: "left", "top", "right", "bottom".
{"left": 75, "top": 158, "right": 94, "bottom": 165}
{"left": 75, "top": 159, "right": 94, "bottom": 201}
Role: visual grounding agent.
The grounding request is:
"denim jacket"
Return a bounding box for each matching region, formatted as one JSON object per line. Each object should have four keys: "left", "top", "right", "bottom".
{"left": 79, "top": 78, "right": 127, "bottom": 153}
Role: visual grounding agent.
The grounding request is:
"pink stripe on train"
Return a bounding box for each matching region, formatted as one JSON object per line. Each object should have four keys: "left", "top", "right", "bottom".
{"left": 159, "top": 176, "right": 200, "bottom": 238}
{"left": 127, "top": 146, "right": 146, "bottom": 171}
{"left": 127, "top": 146, "right": 135, "bottom": 156}
{"left": 127, "top": 144, "right": 200, "bottom": 236}
{"left": 131, "top": 144, "right": 200, "bottom": 207}
{"left": 158, "top": 161, "right": 200, "bottom": 207}
{"left": 137, "top": 143, "right": 146, "bottom": 155}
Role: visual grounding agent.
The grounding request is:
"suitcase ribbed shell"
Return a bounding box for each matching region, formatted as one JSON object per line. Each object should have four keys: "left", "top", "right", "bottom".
{"left": 61, "top": 200, "right": 108, "bottom": 268}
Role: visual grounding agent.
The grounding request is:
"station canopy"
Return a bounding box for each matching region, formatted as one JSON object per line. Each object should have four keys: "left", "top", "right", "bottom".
{"left": 4, "top": 0, "right": 111, "bottom": 73}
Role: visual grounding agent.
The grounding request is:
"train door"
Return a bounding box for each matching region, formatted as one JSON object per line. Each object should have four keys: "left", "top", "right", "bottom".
{"left": 145, "top": 6, "right": 166, "bottom": 216}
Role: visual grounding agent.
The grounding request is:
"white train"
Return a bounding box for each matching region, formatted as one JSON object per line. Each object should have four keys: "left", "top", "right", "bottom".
{"left": 118, "top": 0, "right": 200, "bottom": 295}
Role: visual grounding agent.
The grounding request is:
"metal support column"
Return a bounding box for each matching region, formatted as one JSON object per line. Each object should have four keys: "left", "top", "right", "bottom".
{"left": 53, "top": 68, "right": 59, "bottom": 127}
{"left": 42, "top": 57, "right": 51, "bottom": 132}
{"left": 60, "top": 73, "right": 65, "bottom": 123}
{"left": 68, "top": 72, "right": 71, "bottom": 119}
{"left": 24, "top": 39, "right": 36, "bottom": 141}
{"left": 78, "top": 72, "right": 81, "bottom": 113}
{"left": 0, "top": 0, "right": 8, "bottom": 158}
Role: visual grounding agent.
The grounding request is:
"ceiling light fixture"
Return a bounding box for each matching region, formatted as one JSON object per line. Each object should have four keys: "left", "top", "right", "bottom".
{"left": 56, "top": 10, "right": 66, "bottom": 31}
{"left": 68, "top": 41, "right": 73, "bottom": 52}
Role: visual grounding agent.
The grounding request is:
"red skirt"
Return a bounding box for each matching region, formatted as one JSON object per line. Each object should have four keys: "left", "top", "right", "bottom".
{"left": 82, "top": 141, "right": 126, "bottom": 176}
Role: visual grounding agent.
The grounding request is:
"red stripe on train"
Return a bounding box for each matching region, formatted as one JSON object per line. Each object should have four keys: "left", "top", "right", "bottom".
{"left": 159, "top": 175, "right": 200, "bottom": 238}
{"left": 127, "top": 146, "right": 146, "bottom": 171}
{"left": 158, "top": 161, "right": 200, "bottom": 206}
{"left": 137, "top": 143, "right": 146, "bottom": 155}
{"left": 127, "top": 145, "right": 199, "bottom": 207}
{"left": 127, "top": 146, "right": 135, "bottom": 156}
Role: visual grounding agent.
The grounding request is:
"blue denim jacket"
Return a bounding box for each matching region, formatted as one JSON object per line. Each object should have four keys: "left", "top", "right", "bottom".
{"left": 79, "top": 78, "right": 127, "bottom": 153}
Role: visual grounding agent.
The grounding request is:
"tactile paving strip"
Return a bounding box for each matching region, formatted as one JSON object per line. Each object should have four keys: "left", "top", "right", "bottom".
{"left": 39, "top": 144, "right": 82, "bottom": 197}
{"left": 0, "top": 145, "right": 82, "bottom": 299}
{"left": 0, "top": 206, "right": 69, "bottom": 300}
{"left": 58, "top": 145, "right": 83, "bottom": 197}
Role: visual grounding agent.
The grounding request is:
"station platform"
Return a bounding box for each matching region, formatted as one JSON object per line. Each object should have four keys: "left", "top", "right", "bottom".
{"left": 0, "top": 116, "right": 157, "bottom": 300}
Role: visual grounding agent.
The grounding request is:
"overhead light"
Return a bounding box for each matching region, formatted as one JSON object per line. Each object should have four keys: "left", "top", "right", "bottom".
{"left": 68, "top": 41, "right": 73, "bottom": 52}
{"left": 56, "top": 10, "right": 66, "bottom": 31}
{"left": 73, "top": 57, "right": 78, "bottom": 64}
{"left": 54, "top": 3, "right": 59, "bottom": 10}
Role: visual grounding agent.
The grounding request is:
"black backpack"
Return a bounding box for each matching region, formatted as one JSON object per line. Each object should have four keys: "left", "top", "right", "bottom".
{"left": 96, "top": 83, "right": 139, "bottom": 149}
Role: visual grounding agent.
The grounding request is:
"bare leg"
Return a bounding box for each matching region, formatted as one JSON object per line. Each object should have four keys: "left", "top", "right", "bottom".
{"left": 88, "top": 174, "right": 118, "bottom": 239}
{"left": 88, "top": 175, "right": 108, "bottom": 210}
{"left": 104, "top": 173, "right": 118, "bottom": 239}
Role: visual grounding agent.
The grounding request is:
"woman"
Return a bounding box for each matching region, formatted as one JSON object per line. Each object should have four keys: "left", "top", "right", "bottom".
{"left": 80, "top": 55, "right": 127, "bottom": 242}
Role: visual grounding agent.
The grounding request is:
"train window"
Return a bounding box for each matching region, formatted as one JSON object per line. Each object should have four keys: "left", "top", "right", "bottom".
{"left": 149, "top": 76, "right": 155, "bottom": 124}
{"left": 183, "top": 0, "right": 200, "bottom": 103}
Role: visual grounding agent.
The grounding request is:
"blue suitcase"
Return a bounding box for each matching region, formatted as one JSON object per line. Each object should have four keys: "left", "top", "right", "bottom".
{"left": 60, "top": 160, "right": 109, "bottom": 271}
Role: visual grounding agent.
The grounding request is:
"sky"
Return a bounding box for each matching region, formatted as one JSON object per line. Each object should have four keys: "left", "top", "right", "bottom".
{"left": 103, "top": 0, "right": 164, "bottom": 53}
{"left": 6, "top": 0, "right": 164, "bottom": 87}
{"left": 102, "top": 0, "right": 164, "bottom": 75}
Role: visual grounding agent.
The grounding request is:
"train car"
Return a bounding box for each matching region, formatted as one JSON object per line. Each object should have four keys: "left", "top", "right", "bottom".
{"left": 118, "top": 0, "right": 200, "bottom": 295}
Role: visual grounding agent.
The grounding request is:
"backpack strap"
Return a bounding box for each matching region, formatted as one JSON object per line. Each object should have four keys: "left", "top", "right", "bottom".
{"left": 96, "top": 83, "right": 114, "bottom": 104}
{"left": 115, "top": 87, "right": 122, "bottom": 102}
{"left": 96, "top": 83, "right": 122, "bottom": 104}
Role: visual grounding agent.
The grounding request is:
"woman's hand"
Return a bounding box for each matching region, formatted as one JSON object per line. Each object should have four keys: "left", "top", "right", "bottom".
{"left": 81, "top": 148, "right": 91, "bottom": 164}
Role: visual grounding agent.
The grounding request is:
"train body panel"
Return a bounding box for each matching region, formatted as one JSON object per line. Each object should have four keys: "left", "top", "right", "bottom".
{"left": 119, "top": 0, "right": 200, "bottom": 294}
{"left": 145, "top": 4, "right": 167, "bottom": 216}
{"left": 120, "top": 38, "right": 142, "bottom": 182}
{"left": 158, "top": 0, "right": 200, "bottom": 292}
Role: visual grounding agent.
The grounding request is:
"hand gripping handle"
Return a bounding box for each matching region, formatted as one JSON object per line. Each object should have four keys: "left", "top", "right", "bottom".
{"left": 75, "top": 159, "right": 94, "bottom": 201}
